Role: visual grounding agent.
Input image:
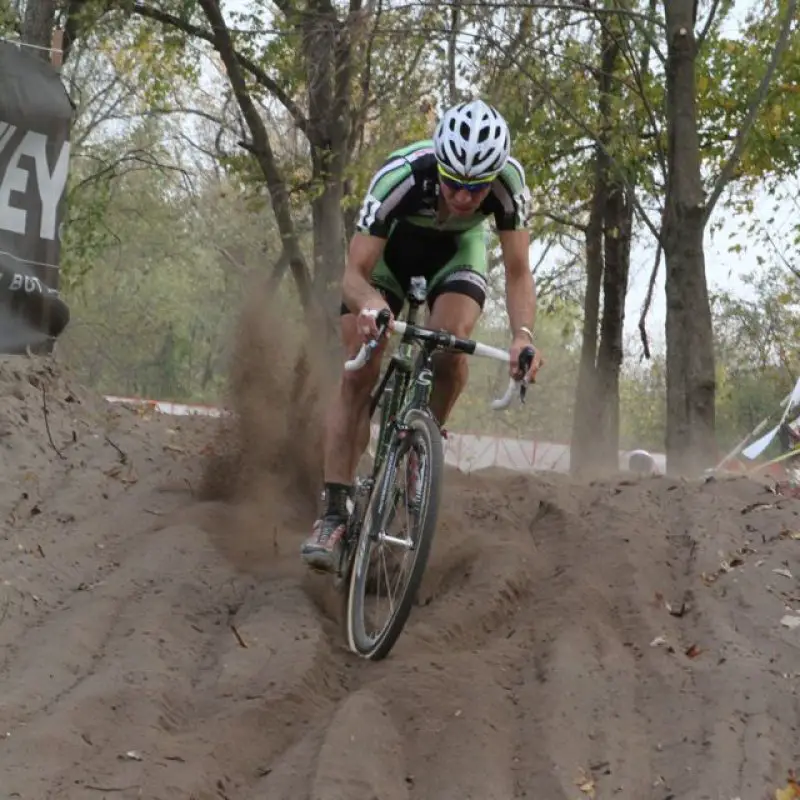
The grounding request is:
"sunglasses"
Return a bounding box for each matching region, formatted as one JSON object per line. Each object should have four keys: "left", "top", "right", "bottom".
{"left": 437, "top": 163, "right": 496, "bottom": 193}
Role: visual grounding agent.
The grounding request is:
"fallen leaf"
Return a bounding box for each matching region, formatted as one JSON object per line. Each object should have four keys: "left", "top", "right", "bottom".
{"left": 575, "top": 768, "right": 596, "bottom": 798}
{"left": 775, "top": 777, "right": 800, "bottom": 800}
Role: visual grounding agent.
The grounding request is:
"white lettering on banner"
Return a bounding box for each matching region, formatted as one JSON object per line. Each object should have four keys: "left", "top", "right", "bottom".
{"left": 0, "top": 122, "right": 71, "bottom": 241}
{"left": 9, "top": 272, "right": 46, "bottom": 294}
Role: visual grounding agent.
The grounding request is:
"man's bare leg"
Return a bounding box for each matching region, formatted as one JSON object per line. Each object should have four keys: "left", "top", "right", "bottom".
{"left": 322, "top": 313, "right": 387, "bottom": 484}
{"left": 302, "top": 312, "right": 386, "bottom": 571}
{"left": 425, "top": 292, "right": 483, "bottom": 426}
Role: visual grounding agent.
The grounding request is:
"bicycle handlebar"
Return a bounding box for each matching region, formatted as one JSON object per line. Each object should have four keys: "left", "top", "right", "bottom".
{"left": 343, "top": 308, "right": 536, "bottom": 411}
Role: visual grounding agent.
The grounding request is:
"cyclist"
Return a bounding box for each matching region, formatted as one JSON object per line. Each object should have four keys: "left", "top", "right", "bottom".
{"left": 301, "top": 98, "right": 543, "bottom": 572}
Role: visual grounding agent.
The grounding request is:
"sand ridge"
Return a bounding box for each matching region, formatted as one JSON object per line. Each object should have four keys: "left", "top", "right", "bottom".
{"left": 1, "top": 327, "right": 799, "bottom": 798}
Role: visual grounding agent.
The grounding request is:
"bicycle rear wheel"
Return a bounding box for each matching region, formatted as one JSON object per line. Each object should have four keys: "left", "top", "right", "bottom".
{"left": 345, "top": 408, "right": 444, "bottom": 660}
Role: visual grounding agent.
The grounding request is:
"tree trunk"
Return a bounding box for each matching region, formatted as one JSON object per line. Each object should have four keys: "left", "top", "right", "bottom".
{"left": 570, "top": 151, "right": 605, "bottom": 477}
{"left": 595, "top": 182, "right": 632, "bottom": 466}
{"left": 21, "top": 0, "right": 57, "bottom": 58}
{"left": 311, "top": 177, "right": 347, "bottom": 325}
{"left": 570, "top": 23, "right": 622, "bottom": 478}
{"left": 302, "top": 0, "right": 358, "bottom": 332}
{"left": 662, "top": 0, "right": 716, "bottom": 476}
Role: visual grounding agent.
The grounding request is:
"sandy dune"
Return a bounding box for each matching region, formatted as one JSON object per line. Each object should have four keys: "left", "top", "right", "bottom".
{"left": 1, "top": 353, "right": 799, "bottom": 800}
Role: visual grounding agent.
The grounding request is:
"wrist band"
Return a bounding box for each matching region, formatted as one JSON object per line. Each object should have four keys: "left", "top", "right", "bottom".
{"left": 517, "top": 326, "right": 534, "bottom": 343}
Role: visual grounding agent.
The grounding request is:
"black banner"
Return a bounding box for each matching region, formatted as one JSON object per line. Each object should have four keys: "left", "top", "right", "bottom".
{"left": 0, "top": 41, "right": 72, "bottom": 354}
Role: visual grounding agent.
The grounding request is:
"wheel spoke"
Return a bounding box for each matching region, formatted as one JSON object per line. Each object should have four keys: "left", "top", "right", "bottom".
{"left": 346, "top": 412, "right": 444, "bottom": 660}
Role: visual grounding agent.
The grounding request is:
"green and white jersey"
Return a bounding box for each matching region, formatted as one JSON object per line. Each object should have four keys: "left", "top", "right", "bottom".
{"left": 355, "top": 139, "right": 532, "bottom": 239}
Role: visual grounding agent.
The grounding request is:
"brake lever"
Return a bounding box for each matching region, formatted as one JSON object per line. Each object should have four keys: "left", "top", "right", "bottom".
{"left": 517, "top": 345, "right": 536, "bottom": 403}
{"left": 489, "top": 345, "right": 537, "bottom": 411}
{"left": 344, "top": 308, "right": 393, "bottom": 371}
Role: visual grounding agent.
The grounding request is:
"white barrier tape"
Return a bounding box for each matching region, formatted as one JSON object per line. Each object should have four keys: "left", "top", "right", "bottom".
{"left": 103, "top": 395, "right": 665, "bottom": 475}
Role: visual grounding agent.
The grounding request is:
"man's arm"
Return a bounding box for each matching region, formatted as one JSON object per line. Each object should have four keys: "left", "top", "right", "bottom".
{"left": 499, "top": 228, "right": 537, "bottom": 339}
{"left": 342, "top": 232, "right": 389, "bottom": 315}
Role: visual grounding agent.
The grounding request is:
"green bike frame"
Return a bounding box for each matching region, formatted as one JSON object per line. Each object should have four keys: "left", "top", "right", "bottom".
{"left": 367, "top": 277, "right": 433, "bottom": 478}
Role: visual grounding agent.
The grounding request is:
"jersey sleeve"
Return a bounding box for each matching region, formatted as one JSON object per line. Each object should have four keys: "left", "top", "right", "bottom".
{"left": 492, "top": 156, "right": 533, "bottom": 231}
{"left": 354, "top": 157, "right": 416, "bottom": 238}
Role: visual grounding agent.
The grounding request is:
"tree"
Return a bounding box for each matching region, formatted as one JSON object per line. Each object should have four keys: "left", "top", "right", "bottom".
{"left": 570, "top": 5, "right": 636, "bottom": 477}
{"left": 658, "top": 0, "right": 797, "bottom": 474}
{"left": 21, "top": 0, "right": 57, "bottom": 58}
{"left": 112, "top": 0, "right": 445, "bottom": 332}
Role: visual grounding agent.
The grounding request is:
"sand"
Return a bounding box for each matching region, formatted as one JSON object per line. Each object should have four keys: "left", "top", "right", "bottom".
{"left": 1, "top": 328, "right": 799, "bottom": 799}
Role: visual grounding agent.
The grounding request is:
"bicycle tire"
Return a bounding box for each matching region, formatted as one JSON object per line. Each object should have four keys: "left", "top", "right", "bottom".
{"left": 345, "top": 408, "right": 444, "bottom": 660}
{"left": 335, "top": 356, "right": 412, "bottom": 593}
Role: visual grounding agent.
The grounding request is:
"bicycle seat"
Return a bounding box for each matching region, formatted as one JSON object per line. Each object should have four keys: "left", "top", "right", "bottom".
{"left": 407, "top": 276, "right": 428, "bottom": 305}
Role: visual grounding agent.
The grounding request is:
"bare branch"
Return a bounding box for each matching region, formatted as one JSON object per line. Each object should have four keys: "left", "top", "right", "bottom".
{"left": 479, "top": 29, "right": 661, "bottom": 241}
{"left": 349, "top": 0, "right": 381, "bottom": 152}
{"left": 70, "top": 148, "right": 188, "bottom": 194}
{"left": 637, "top": 235, "right": 662, "bottom": 359}
{"left": 188, "top": 0, "right": 312, "bottom": 308}
{"left": 532, "top": 209, "right": 588, "bottom": 233}
{"left": 761, "top": 225, "right": 800, "bottom": 282}
{"left": 393, "top": 0, "right": 665, "bottom": 25}
{"left": 696, "top": 0, "right": 721, "bottom": 49}
{"left": 132, "top": 2, "right": 309, "bottom": 137}
{"left": 447, "top": 0, "right": 461, "bottom": 104}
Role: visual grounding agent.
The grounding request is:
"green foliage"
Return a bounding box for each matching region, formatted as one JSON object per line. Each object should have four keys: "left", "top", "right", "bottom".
{"left": 619, "top": 356, "right": 667, "bottom": 452}
{"left": 697, "top": 1, "right": 800, "bottom": 193}
{"left": 61, "top": 118, "right": 176, "bottom": 287}
{"left": 59, "top": 126, "right": 286, "bottom": 401}
{"left": 50, "top": 0, "right": 800, "bottom": 463}
{"left": 0, "top": 0, "right": 17, "bottom": 34}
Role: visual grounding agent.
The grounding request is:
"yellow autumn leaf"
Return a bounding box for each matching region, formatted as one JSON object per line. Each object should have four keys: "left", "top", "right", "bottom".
{"left": 579, "top": 779, "right": 596, "bottom": 798}
{"left": 775, "top": 778, "right": 800, "bottom": 800}
{"left": 575, "top": 768, "right": 596, "bottom": 799}
{"left": 768, "top": 104, "right": 783, "bottom": 126}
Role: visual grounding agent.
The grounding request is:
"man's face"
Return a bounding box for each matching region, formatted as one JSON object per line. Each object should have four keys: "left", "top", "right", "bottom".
{"left": 437, "top": 166, "right": 494, "bottom": 216}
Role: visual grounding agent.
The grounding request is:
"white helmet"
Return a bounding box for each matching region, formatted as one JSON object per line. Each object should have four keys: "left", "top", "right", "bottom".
{"left": 433, "top": 99, "right": 511, "bottom": 180}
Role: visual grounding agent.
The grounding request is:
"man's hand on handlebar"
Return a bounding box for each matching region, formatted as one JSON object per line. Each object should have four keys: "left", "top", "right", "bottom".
{"left": 356, "top": 304, "right": 394, "bottom": 344}
{"left": 509, "top": 334, "right": 543, "bottom": 383}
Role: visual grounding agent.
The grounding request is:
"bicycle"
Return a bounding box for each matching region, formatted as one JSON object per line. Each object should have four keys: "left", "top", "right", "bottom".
{"left": 333, "top": 275, "right": 536, "bottom": 661}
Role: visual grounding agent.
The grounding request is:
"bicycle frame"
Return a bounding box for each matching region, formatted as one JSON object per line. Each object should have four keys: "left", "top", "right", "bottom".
{"left": 367, "top": 278, "right": 432, "bottom": 477}
{"left": 335, "top": 276, "right": 536, "bottom": 586}
{"left": 347, "top": 275, "right": 536, "bottom": 482}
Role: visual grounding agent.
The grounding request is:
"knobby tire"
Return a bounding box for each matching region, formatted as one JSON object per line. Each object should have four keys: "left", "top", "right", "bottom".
{"left": 345, "top": 409, "right": 444, "bottom": 661}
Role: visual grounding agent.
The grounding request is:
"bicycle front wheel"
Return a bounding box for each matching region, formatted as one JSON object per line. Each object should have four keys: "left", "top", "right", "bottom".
{"left": 345, "top": 409, "right": 444, "bottom": 660}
